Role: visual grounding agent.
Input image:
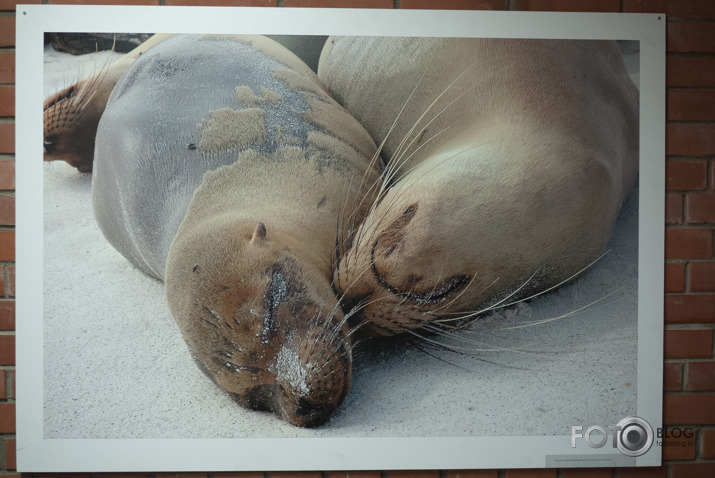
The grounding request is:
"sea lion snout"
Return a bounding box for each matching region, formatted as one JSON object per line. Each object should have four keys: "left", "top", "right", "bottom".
{"left": 271, "top": 323, "right": 352, "bottom": 427}
{"left": 225, "top": 295, "right": 352, "bottom": 428}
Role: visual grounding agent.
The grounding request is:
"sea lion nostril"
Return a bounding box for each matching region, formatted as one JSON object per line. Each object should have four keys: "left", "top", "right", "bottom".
{"left": 293, "top": 399, "right": 335, "bottom": 427}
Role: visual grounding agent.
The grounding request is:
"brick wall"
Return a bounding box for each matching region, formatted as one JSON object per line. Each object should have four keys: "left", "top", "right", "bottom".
{"left": 1, "top": 0, "right": 713, "bottom": 477}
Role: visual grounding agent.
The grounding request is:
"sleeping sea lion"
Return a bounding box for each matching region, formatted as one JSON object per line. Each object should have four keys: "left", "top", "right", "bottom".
{"left": 318, "top": 37, "right": 639, "bottom": 335}
{"left": 91, "top": 34, "right": 381, "bottom": 427}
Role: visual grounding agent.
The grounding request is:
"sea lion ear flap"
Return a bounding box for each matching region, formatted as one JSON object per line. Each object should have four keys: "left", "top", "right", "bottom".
{"left": 250, "top": 222, "right": 267, "bottom": 245}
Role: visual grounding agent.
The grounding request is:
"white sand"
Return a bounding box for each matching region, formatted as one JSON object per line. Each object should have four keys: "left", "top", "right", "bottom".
{"left": 42, "top": 44, "right": 638, "bottom": 439}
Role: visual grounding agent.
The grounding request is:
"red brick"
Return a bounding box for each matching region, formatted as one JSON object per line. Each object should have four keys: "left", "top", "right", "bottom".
{"left": 164, "top": 0, "right": 275, "bottom": 5}
{"left": 690, "top": 261, "right": 715, "bottom": 291}
{"left": 270, "top": 473, "right": 321, "bottom": 478}
{"left": 0, "top": 17, "right": 13, "bottom": 48}
{"left": 664, "top": 393, "right": 715, "bottom": 424}
{"left": 665, "top": 228, "right": 713, "bottom": 259}
{"left": 96, "top": 474, "right": 154, "bottom": 478}
{"left": 666, "top": 160, "right": 708, "bottom": 191}
{"left": 7, "top": 264, "right": 15, "bottom": 297}
{"left": 671, "top": 463, "right": 715, "bottom": 478}
{"left": 664, "top": 361, "right": 683, "bottom": 390}
{"left": 666, "top": 193, "right": 683, "bottom": 224}
{"left": 662, "top": 434, "right": 697, "bottom": 460}
{"left": 559, "top": 469, "right": 612, "bottom": 478}
{"left": 0, "top": 402, "right": 15, "bottom": 433}
{"left": 283, "top": 0, "right": 392, "bottom": 7}
{"left": 386, "top": 473, "right": 439, "bottom": 478}
{"left": 212, "top": 473, "right": 264, "bottom": 478}
{"left": 0, "top": 334, "right": 14, "bottom": 365}
{"left": 0, "top": 230, "right": 14, "bottom": 261}
{"left": 665, "top": 262, "right": 686, "bottom": 292}
{"left": 702, "top": 429, "right": 715, "bottom": 458}
{"left": 445, "top": 472, "right": 499, "bottom": 478}
{"left": 0, "top": 52, "right": 14, "bottom": 84}
{"left": 668, "top": 21, "right": 715, "bottom": 53}
{"left": 328, "top": 473, "right": 383, "bottom": 478}
{"left": 401, "top": 0, "right": 508, "bottom": 9}
{"left": 0, "top": 86, "right": 13, "bottom": 116}
{"left": 47, "top": 0, "right": 161, "bottom": 5}
{"left": 667, "top": 123, "right": 715, "bottom": 156}
{"left": 5, "top": 437, "right": 16, "bottom": 470}
{"left": 0, "top": 195, "right": 14, "bottom": 226}
{"left": 666, "top": 294, "right": 715, "bottom": 323}
{"left": 664, "top": 328, "right": 713, "bottom": 358}
{"left": 0, "top": 369, "right": 5, "bottom": 399}
{"left": 616, "top": 468, "right": 666, "bottom": 478}
{"left": 155, "top": 474, "right": 207, "bottom": 478}
{"left": 0, "top": 0, "right": 42, "bottom": 9}
{"left": 35, "top": 474, "right": 91, "bottom": 478}
{"left": 513, "top": 0, "right": 618, "bottom": 12}
{"left": 624, "top": 0, "right": 715, "bottom": 18}
{"left": 0, "top": 122, "right": 14, "bottom": 154}
{"left": 667, "top": 57, "right": 715, "bottom": 88}
{"left": 0, "top": 300, "right": 13, "bottom": 330}
{"left": 686, "top": 193, "right": 715, "bottom": 223}
{"left": 503, "top": 471, "right": 556, "bottom": 478}
{"left": 0, "top": 160, "right": 14, "bottom": 190}
{"left": 686, "top": 361, "right": 715, "bottom": 390}
{"left": 668, "top": 90, "right": 715, "bottom": 121}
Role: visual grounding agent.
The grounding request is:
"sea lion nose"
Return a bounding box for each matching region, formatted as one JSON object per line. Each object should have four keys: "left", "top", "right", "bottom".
{"left": 290, "top": 397, "right": 340, "bottom": 428}
{"left": 277, "top": 371, "right": 348, "bottom": 428}
{"left": 274, "top": 324, "right": 352, "bottom": 427}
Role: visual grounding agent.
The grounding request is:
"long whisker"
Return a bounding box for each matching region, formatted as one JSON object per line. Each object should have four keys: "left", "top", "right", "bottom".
{"left": 497, "top": 288, "right": 625, "bottom": 331}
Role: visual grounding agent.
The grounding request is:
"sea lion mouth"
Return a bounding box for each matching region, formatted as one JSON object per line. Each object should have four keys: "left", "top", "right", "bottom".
{"left": 369, "top": 204, "right": 470, "bottom": 305}
{"left": 289, "top": 398, "right": 340, "bottom": 428}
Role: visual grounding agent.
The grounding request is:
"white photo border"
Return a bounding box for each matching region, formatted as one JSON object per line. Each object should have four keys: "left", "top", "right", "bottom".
{"left": 16, "top": 5, "right": 666, "bottom": 472}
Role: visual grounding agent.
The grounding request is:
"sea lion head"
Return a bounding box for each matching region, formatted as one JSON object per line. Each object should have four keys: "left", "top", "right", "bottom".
{"left": 43, "top": 73, "right": 115, "bottom": 173}
{"left": 165, "top": 220, "right": 351, "bottom": 428}
{"left": 335, "top": 189, "right": 472, "bottom": 337}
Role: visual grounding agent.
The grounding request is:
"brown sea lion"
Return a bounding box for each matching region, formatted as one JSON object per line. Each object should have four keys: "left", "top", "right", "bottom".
{"left": 91, "top": 34, "right": 381, "bottom": 427}
{"left": 318, "top": 37, "right": 639, "bottom": 336}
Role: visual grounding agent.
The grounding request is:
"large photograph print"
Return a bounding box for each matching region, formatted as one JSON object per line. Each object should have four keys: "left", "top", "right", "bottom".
{"left": 17, "top": 5, "right": 665, "bottom": 472}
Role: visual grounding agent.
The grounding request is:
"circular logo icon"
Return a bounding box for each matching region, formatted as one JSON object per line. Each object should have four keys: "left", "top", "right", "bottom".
{"left": 616, "top": 416, "right": 654, "bottom": 457}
